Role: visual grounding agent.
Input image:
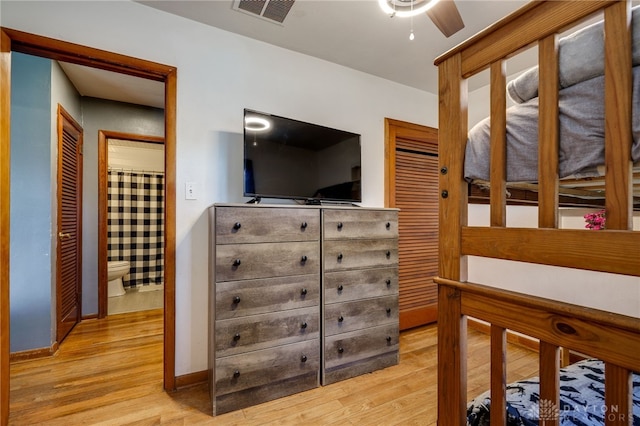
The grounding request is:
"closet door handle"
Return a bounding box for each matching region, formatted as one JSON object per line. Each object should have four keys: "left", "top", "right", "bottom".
{"left": 58, "top": 232, "right": 71, "bottom": 240}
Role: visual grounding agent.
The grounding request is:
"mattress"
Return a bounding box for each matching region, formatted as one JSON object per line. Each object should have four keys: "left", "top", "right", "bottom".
{"left": 466, "top": 359, "right": 640, "bottom": 426}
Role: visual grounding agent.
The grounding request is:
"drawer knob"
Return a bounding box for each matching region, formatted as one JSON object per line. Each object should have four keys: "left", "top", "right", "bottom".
{"left": 233, "top": 370, "right": 240, "bottom": 378}
{"left": 301, "top": 255, "right": 308, "bottom": 263}
{"left": 337, "top": 222, "right": 343, "bottom": 230}
{"left": 232, "top": 296, "right": 241, "bottom": 304}
{"left": 338, "top": 347, "right": 344, "bottom": 354}
{"left": 337, "top": 284, "right": 343, "bottom": 292}
{"left": 386, "top": 250, "right": 391, "bottom": 258}
{"left": 300, "top": 322, "right": 308, "bottom": 329}
{"left": 233, "top": 333, "right": 241, "bottom": 341}
{"left": 386, "top": 336, "right": 392, "bottom": 343}
{"left": 233, "top": 222, "right": 242, "bottom": 230}
{"left": 386, "top": 279, "right": 391, "bottom": 287}
{"left": 386, "top": 222, "right": 391, "bottom": 229}
{"left": 300, "top": 288, "right": 308, "bottom": 296}
{"left": 232, "top": 259, "right": 242, "bottom": 267}
{"left": 338, "top": 316, "right": 344, "bottom": 323}
{"left": 386, "top": 308, "right": 392, "bottom": 315}
{"left": 337, "top": 253, "right": 343, "bottom": 261}
{"left": 301, "top": 221, "right": 308, "bottom": 229}
{"left": 301, "top": 354, "right": 308, "bottom": 363}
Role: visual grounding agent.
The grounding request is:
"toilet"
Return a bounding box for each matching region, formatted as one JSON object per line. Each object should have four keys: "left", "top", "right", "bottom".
{"left": 107, "top": 260, "right": 130, "bottom": 297}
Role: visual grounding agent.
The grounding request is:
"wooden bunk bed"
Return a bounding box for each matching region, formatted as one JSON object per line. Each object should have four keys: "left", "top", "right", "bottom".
{"left": 434, "top": 1, "right": 640, "bottom": 424}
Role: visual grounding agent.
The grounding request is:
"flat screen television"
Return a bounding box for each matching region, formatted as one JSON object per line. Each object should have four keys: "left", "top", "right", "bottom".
{"left": 243, "top": 109, "right": 362, "bottom": 203}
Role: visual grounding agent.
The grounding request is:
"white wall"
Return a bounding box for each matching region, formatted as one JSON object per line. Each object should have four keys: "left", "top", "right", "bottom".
{"left": 1, "top": 0, "right": 437, "bottom": 375}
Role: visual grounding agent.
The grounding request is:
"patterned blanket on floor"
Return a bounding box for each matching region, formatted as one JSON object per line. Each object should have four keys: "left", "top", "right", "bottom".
{"left": 467, "top": 359, "right": 640, "bottom": 426}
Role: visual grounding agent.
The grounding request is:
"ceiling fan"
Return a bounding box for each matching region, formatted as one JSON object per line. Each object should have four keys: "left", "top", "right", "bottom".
{"left": 378, "top": 0, "right": 465, "bottom": 38}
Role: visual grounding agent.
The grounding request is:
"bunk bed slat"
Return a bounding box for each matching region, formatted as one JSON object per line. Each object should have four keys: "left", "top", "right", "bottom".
{"left": 604, "top": 1, "right": 634, "bottom": 230}
{"left": 489, "top": 325, "right": 506, "bottom": 426}
{"left": 457, "top": 289, "right": 640, "bottom": 372}
{"left": 461, "top": 227, "right": 640, "bottom": 276}
{"left": 539, "top": 342, "right": 560, "bottom": 426}
{"left": 538, "top": 35, "right": 559, "bottom": 229}
{"left": 604, "top": 363, "right": 633, "bottom": 425}
{"left": 489, "top": 61, "right": 507, "bottom": 228}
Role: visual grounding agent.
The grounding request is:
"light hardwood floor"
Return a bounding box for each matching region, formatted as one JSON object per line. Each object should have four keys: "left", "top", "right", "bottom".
{"left": 9, "top": 309, "right": 539, "bottom": 425}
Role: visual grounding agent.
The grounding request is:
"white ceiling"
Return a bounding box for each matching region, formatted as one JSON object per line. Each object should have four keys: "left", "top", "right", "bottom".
{"left": 62, "top": 0, "right": 535, "bottom": 108}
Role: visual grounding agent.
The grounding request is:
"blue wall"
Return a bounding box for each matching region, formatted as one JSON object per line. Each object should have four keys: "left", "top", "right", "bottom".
{"left": 10, "top": 53, "right": 53, "bottom": 352}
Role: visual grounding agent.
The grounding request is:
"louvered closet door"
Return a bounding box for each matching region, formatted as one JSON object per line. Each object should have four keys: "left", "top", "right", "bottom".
{"left": 56, "top": 105, "right": 83, "bottom": 344}
{"left": 388, "top": 120, "right": 439, "bottom": 330}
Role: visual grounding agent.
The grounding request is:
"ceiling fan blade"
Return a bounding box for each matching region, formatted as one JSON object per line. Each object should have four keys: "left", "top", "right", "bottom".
{"left": 426, "top": 0, "right": 465, "bottom": 38}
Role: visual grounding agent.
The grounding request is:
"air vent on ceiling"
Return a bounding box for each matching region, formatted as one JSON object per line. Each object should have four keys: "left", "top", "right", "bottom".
{"left": 234, "top": 0, "right": 295, "bottom": 24}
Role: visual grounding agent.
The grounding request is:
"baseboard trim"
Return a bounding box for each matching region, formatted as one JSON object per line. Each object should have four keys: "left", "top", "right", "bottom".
{"left": 10, "top": 341, "right": 59, "bottom": 361}
{"left": 175, "top": 370, "right": 208, "bottom": 390}
{"left": 467, "top": 317, "right": 539, "bottom": 352}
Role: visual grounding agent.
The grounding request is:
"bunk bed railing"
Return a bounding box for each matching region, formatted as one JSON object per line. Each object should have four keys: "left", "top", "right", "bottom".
{"left": 435, "top": 279, "right": 640, "bottom": 426}
{"left": 435, "top": 0, "right": 639, "bottom": 424}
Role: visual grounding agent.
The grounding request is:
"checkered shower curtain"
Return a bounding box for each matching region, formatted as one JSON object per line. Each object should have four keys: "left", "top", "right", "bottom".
{"left": 107, "top": 170, "right": 164, "bottom": 288}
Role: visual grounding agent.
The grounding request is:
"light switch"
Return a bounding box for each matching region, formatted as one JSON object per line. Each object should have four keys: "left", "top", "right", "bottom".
{"left": 185, "top": 182, "right": 197, "bottom": 200}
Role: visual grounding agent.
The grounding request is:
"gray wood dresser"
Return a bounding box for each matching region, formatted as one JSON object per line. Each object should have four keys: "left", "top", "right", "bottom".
{"left": 209, "top": 204, "right": 398, "bottom": 415}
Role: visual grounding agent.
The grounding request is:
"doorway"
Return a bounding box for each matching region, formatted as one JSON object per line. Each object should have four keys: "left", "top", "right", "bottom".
{"left": 384, "top": 118, "right": 440, "bottom": 330}
{"left": 0, "top": 28, "right": 177, "bottom": 424}
{"left": 99, "top": 132, "right": 166, "bottom": 317}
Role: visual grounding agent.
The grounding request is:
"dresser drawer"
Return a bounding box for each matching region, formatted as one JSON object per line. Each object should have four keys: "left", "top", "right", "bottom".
{"left": 323, "top": 239, "right": 397, "bottom": 272}
{"left": 215, "top": 274, "right": 318, "bottom": 320}
{"left": 216, "top": 241, "right": 320, "bottom": 282}
{"left": 216, "top": 206, "right": 319, "bottom": 244}
{"left": 324, "top": 267, "right": 398, "bottom": 304}
{"left": 215, "top": 339, "right": 319, "bottom": 397}
{"left": 323, "top": 209, "right": 398, "bottom": 240}
{"left": 215, "top": 307, "right": 319, "bottom": 357}
{"left": 324, "top": 323, "right": 398, "bottom": 370}
{"left": 324, "top": 295, "right": 398, "bottom": 336}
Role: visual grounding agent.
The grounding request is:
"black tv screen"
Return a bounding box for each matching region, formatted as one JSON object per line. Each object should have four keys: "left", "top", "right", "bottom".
{"left": 243, "top": 109, "right": 362, "bottom": 203}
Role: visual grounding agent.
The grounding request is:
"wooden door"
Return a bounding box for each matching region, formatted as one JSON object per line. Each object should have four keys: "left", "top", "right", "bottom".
{"left": 56, "top": 105, "right": 83, "bottom": 344}
{"left": 385, "top": 119, "right": 439, "bottom": 330}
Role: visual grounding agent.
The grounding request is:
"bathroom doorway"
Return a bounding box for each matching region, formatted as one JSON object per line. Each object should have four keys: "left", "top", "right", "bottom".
{"left": 98, "top": 132, "right": 166, "bottom": 316}
{"left": 0, "top": 30, "right": 178, "bottom": 423}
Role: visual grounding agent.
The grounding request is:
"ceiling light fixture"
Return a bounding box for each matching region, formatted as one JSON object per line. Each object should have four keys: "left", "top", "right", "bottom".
{"left": 378, "top": 0, "right": 441, "bottom": 19}
{"left": 244, "top": 116, "right": 271, "bottom": 132}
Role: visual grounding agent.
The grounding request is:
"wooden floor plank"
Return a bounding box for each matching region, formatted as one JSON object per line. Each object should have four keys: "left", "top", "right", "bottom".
{"left": 9, "top": 309, "right": 539, "bottom": 425}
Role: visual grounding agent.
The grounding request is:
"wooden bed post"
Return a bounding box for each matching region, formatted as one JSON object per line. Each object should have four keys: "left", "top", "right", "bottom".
{"left": 437, "top": 52, "right": 468, "bottom": 426}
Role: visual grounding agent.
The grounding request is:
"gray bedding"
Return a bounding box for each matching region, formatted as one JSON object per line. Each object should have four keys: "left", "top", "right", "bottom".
{"left": 507, "top": 6, "right": 640, "bottom": 104}
{"left": 464, "top": 67, "right": 640, "bottom": 182}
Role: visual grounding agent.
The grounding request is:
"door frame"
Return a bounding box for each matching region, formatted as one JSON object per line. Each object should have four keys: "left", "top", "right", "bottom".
{"left": 98, "top": 131, "right": 165, "bottom": 317}
{"left": 0, "top": 27, "right": 178, "bottom": 424}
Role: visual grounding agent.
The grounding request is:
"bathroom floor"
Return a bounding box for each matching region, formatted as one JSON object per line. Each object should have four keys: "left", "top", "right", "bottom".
{"left": 108, "top": 284, "right": 164, "bottom": 315}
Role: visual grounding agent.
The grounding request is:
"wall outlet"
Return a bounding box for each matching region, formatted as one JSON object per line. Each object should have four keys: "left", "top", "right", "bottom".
{"left": 185, "top": 182, "right": 197, "bottom": 200}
